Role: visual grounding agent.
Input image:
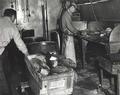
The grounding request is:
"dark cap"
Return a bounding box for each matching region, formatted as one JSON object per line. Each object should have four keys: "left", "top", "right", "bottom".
{"left": 4, "top": 8, "right": 16, "bottom": 17}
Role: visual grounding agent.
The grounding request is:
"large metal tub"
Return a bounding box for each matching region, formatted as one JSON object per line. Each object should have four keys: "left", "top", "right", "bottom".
{"left": 23, "top": 37, "right": 45, "bottom": 44}
{"left": 27, "top": 41, "right": 58, "bottom": 54}
{"left": 109, "top": 25, "right": 120, "bottom": 54}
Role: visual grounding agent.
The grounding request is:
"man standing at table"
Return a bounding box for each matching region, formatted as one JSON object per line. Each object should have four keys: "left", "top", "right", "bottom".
{"left": 61, "top": 3, "right": 79, "bottom": 65}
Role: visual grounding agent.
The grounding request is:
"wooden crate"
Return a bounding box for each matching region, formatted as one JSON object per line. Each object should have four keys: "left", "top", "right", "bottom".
{"left": 25, "top": 55, "right": 75, "bottom": 95}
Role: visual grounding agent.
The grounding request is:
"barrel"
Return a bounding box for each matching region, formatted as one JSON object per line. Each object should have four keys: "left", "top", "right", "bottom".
{"left": 23, "top": 37, "right": 45, "bottom": 44}
{"left": 27, "top": 41, "right": 58, "bottom": 54}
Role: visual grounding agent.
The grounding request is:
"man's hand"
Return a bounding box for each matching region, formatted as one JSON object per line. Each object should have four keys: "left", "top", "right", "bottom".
{"left": 25, "top": 52, "right": 29, "bottom": 56}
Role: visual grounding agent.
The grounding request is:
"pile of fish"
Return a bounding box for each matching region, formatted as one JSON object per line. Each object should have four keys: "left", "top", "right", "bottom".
{"left": 27, "top": 53, "right": 76, "bottom": 77}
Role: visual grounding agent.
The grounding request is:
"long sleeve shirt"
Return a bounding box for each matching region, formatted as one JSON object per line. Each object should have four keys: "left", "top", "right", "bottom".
{"left": 62, "top": 10, "right": 78, "bottom": 34}
{"left": 0, "top": 17, "right": 28, "bottom": 55}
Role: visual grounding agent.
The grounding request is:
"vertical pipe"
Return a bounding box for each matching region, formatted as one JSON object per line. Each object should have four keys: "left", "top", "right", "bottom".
{"left": 15, "top": 0, "right": 17, "bottom": 24}
{"left": 117, "top": 71, "right": 120, "bottom": 95}
{"left": 41, "top": 4, "right": 46, "bottom": 40}
{"left": 45, "top": 0, "right": 49, "bottom": 40}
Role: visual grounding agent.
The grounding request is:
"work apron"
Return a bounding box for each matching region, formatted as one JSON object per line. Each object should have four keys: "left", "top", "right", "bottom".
{"left": 62, "top": 30, "right": 76, "bottom": 64}
{"left": 0, "top": 49, "right": 11, "bottom": 95}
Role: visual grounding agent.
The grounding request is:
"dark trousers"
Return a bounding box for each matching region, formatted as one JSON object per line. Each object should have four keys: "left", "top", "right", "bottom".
{"left": 0, "top": 49, "right": 12, "bottom": 95}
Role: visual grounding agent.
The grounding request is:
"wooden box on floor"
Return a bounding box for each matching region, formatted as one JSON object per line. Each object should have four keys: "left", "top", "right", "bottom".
{"left": 25, "top": 55, "right": 75, "bottom": 95}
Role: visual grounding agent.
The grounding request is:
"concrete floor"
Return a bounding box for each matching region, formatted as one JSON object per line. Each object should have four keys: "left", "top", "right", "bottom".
{"left": 74, "top": 63, "right": 116, "bottom": 95}
{"left": 73, "top": 66, "right": 105, "bottom": 95}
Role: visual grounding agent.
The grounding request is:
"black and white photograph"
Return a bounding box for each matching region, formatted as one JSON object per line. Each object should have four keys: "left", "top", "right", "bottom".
{"left": 0, "top": 0, "right": 119, "bottom": 95}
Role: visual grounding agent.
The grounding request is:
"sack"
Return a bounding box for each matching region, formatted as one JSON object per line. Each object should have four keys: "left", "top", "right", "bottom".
{"left": 31, "top": 58, "right": 50, "bottom": 76}
{"left": 51, "top": 66, "right": 69, "bottom": 74}
{"left": 59, "top": 58, "right": 76, "bottom": 68}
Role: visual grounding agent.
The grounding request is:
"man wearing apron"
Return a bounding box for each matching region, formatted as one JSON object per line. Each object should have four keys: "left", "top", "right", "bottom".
{"left": 0, "top": 8, "right": 28, "bottom": 95}
{"left": 61, "top": 3, "right": 79, "bottom": 65}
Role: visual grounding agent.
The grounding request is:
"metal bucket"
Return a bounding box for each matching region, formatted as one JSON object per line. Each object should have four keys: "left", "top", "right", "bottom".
{"left": 27, "top": 41, "right": 58, "bottom": 54}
